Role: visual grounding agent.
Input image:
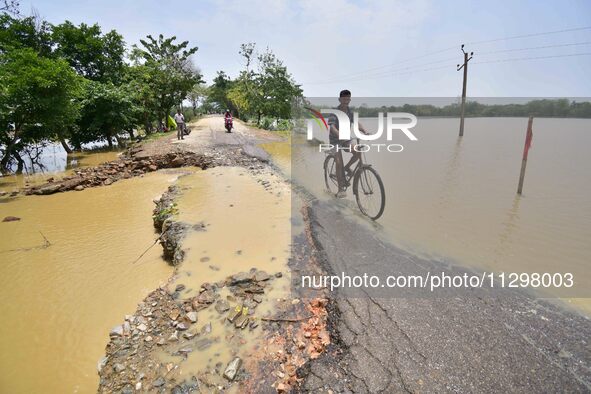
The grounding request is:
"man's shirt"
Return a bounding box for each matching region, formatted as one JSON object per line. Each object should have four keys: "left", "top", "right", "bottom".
{"left": 174, "top": 113, "right": 185, "bottom": 124}
{"left": 327, "top": 106, "right": 353, "bottom": 144}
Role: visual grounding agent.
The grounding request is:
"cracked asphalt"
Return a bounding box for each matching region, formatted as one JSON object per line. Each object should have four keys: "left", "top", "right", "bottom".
{"left": 297, "top": 200, "right": 591, "bottom": 393}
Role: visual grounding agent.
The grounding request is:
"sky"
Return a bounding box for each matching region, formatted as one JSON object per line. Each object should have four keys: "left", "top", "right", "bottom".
{"left": 17, "top": 0, "right": 591, "bottom": 98}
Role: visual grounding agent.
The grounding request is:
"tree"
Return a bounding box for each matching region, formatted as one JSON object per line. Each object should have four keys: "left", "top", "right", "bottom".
{"left": 207, "top": 71, "right": 235, "bottom": 113}
{"left": 52, "top": 21, "right": 126, "bottom": 84}
{"left": 131, "top": 34, "right": 203, "bottom": 126}
{"left": 0, "top": 13, "right": 53, "bottom": 57}
{"left": 72, "top": 80, "right": 136, "bottom": 149}
{"left": 0, "top": 48, "right": 81, "bottom": 173}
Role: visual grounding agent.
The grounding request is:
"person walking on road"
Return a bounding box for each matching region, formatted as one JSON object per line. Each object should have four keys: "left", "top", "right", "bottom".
{"left": 174, "top": 109, "right": 185, "bottom": 140}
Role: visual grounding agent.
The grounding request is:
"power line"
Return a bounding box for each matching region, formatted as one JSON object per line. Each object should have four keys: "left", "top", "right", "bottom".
{"left": 472, "top": 52, "right": 591, "bottom": 65}
{"left": 305, "top": 52, "right": 591, "bottom": 86}
{"left": 477, "top": 41, "right": 591, "bottom": 55}
{"left": 302, "top": 26, "right": 591, "bottom": 86}
{"left": 303, "top": 45, "right": 458, "bottom": 84}
{"left": 466, "top": 26, "right": 591, "bottom": 46}
{"left": 307, "top": 56, "right": 459, "bottom": 85}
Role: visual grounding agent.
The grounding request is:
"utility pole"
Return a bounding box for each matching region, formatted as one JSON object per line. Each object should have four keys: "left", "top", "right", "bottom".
{"left": 457, "top": 45, "right": 473, "bottom": 137}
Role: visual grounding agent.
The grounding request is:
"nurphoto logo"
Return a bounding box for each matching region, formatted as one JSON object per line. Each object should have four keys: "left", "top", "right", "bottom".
{"left": 306, "top": 107, "right": 419, "bottom": 153}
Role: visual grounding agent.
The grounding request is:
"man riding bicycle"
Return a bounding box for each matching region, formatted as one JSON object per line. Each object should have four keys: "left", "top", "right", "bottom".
{"left": 327, "top": 89, "right": 370, "bottom": 198}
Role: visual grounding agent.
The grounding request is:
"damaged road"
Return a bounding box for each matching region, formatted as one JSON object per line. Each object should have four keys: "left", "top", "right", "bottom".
{"left": 297, "top": 200, "right": 591, "bottom": 393}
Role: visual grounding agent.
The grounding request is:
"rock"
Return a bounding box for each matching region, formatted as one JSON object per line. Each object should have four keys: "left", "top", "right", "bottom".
{"left": 254, "top": 270, "right": 271, "bottom": 281}
{"left": 144, "top": 335, "right": 153, "bottom": 342}
{"left": 227, "top": 272, "right": 254, "bottom": 286}
{"left": 110, "top": 325, "right": 124, "bottom": 337}
{"left": 214, "top": 300, "right": 230, "bottom": 314}
{"left": 200, "top": 322, "right": 212, "bottom": 334}
{"left": 275, "top": 272, "right": 283, "bottom": 278}
{"left": 223, "top": 357, "right": 242, "bottom": 381}
{"left": 186, "top": 311, "right": 198, "bottom": 323}
{"left": 234, "top": 315, "right": 248, "bottom": 329}
{"left": 175, "top": 284, "right": 186, "bottom": 292}
{"left": 113, "top": 363, "right": 126, "bottom": 373}
{"left": 195, "top": 338, "right": 215, "bottom": 351}
{"left": 135, "top": 382, "right": 142, "bottom": 390}
{"left": 2, "top": 216, "right": 21, "bottom": 222}
{"left": 74, "top": 185, "right": 84, "bottom": 191}
{"left": 104, "top": 179, "right": 113, "bottom": 186}
{"left": 168, "top": 331, "right": 179, "bottom": 342}
{"left": 196, "top": 290, "right": 215, "bottom": 304}
{"left": 157, "top": 338, "right": 166, "bottom": 345}
{"left": 183, "top": 332, "right": 197, "bottom": 340}
{"left": 137, "top": 323, "right": 148, "bottom": 332}
{"left": 227, "top": 306, "right": 242, "bottom": 323}
{"left": 178, "top": 347, "right": 192, "bottom": 354}
{"left": 33, "top": 183, "right": 62, "bottom": 195}
{"left": 148, "top": 164, "right": 158, "bottom": 171}
{"left": 97, "top": 356, "right": 108, "bottom": 373}
{"left": 177, "top": 322, "right": 189, "bottom": 331}
{"left": 153, "top": 377, "right": 165, "bottom": 388}
{"left": 168, "top": 309, "right": 180, "bottom": 321}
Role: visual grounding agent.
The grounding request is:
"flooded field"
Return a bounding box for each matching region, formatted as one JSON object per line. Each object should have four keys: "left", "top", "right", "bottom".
{"left": 0, "top": 150, "right": 121, "bottom": 190}
{"left": 0, "top": 171, "right": 180, "bottom": 393}
{"left": 267, "top": 117, "right": 591, "bottom": 315}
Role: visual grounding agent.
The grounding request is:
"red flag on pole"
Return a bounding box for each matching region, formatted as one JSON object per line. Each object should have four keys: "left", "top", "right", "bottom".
{"left": 522, "top": 117, "right": 533, "bottom": 160}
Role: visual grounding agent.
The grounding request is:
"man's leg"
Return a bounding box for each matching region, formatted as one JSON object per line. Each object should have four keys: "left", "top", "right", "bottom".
{"left": 335, "top": 150, "right": 346, "bottom": 191}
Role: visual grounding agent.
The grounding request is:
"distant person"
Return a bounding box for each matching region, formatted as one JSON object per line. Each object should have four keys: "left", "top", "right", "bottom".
{"left": 327, "top": 89, "right": 369, "bottom": 198}
{"left": 224, "top": 109, "right": 233, "bottom": 133}
{"left": 174, "top": 109, "right": 185, "bottom": 140}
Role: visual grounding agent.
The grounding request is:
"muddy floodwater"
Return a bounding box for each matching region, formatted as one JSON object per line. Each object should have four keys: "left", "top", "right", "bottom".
{"left": 0, "top": 171, "right": 176, "bottom": 393}
{"left": 267, "top": 117, "right": 591, "bottom": 315}
{"left": 159, "top": 166, "right": 292, "bottom": 387}
{"left": 0, "top": 160, "right": 294, "bottom": 393}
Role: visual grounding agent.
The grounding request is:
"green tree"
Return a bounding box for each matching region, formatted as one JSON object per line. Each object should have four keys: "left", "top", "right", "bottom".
{"left": 72, "top": 80, "right": 136, "bottom": 149}
{"left": 52, "top": 21, "right": 126, "bottom": 84}
{"left": 131, "top": 34, "right": 203, "bottom": 127}
{"left": 0, "top": 13, "right": 53, "bottom": 57}
{"left": 0, "top": 48, "right": 81, "bottom": 173}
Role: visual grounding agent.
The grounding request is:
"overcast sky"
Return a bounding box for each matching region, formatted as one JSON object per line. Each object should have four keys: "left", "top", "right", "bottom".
{"left": 18, "top": 0, "right": 591, "bottom": 98}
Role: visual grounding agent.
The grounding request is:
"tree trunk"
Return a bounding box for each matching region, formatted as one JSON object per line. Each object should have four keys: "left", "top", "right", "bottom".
{"left": 106, "top": 131, "right": 114, "bottom": 148}
{"left": 128, "top": 129, "right": 135, "bottom": 141}
{"left": 59, "top": 135, "right": 73, "bottom": 154}
{"left": 14, "top": 151, "right": 25, "bottom": 174}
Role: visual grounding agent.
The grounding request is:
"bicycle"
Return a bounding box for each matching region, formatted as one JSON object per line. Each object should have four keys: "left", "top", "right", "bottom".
{"left": 323, "top": 139, "right": 386, "bottom": 220}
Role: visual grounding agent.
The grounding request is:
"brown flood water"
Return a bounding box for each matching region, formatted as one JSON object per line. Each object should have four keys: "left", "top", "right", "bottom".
{"left": 0, "top": 171, "right": 178, "bottom": 393}
{"left": 158, "top": 166, "right": 293, "bottom": 387}
{"left": 0, "top": 150, "right": 121, "bottom": 191}
{"left": 265, "top": 117, "right": 591, "bottom": 316}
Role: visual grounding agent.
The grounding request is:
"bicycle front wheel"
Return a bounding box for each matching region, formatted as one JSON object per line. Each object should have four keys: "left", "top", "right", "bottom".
{"left": 323, "top": 154, "right": 340, "bottom": 195}
{"left": 354, "top": 166, "right": 385, "bottom": 220}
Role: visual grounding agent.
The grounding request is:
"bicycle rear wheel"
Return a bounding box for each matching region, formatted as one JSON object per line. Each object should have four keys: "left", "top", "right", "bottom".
{"left": 354, "top": 166, "right": 385, "bottom": 220}
{"left": 323, "top": 155, "right": 340, "bottom": 195}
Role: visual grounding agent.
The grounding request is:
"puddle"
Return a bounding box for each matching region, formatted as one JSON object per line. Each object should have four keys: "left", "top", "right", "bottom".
{"left": 155, "top": 166, "right": 293, "bottom": 385}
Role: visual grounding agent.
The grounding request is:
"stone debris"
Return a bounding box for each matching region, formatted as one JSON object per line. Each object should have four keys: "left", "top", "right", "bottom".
{"left": 223, "top": 357, "right": 242, "bottom": 381}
